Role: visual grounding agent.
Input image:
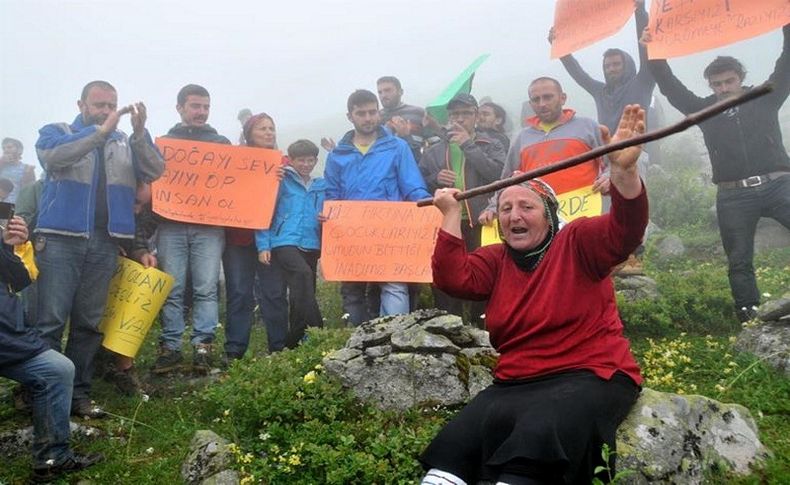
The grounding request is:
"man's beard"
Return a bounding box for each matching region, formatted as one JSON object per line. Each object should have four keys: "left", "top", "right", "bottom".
{"left": 84, "top": 114, "right": 108, "bottom": 126}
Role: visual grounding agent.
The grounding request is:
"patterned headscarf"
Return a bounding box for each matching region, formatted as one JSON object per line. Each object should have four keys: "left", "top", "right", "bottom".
{"left": 497, "top": 178, "right": 562, "bottom": 272}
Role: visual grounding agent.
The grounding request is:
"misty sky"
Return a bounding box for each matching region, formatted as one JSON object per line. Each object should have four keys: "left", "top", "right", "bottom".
{"left": 1, "top": 0, "right": 786, "bottom": 171}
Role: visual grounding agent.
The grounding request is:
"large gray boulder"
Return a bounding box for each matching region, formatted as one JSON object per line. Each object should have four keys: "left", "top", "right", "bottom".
{"left": 323, "top": 309, "right": 497, "bottom": 411}
{"left": 181, "top": 430, "right": 239, "bottom": 485}
{"left": 616, "top": 275, "right": 660, "bottom": 302}
{"left": 618, "top": 388, "right": 769, "bottom": 484}
{"left": 757, "top": 293, "right": 790, "bottom": 322}
{"left": 653, "top": 234, "right": 686, "bottom": 260}
{"left": 735, "top": 295, "right": 790, "bottom": 376}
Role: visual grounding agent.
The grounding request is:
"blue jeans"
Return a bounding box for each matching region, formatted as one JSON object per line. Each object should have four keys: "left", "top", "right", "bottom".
{"left": 340, "top": 282, "right": 409, "bottom": 326}
{"left": 157, "top": 222, "right": 224, "bottom": 350}
{"left": 34, "top": 232, "right": 118, "bottom": 401}
{"left": 716, "top": 175, "right": 790, "bottom": 309}
{"left": 0, "top": 349, "right": 74, "bottom": 467}
{"left": 222, "top": 243, "right": 288, "bottom": 355}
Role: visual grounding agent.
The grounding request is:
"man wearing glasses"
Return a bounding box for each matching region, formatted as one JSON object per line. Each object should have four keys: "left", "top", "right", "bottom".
{"left": 418, "top": 93, "right": 506, "bottom": 324}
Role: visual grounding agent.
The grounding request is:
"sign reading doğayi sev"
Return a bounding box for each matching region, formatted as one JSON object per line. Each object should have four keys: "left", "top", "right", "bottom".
{"left": 551, "top": 0, "right": 634, "bottom": 59}
{"left": 152, "top": 138, "right": 281, "bottom": 229}
{"left": 320, "top": 201, "right": 443, "bottom": 283}
{"left": 647, "top": 0, "right": 790, "bottom": 59}
{"left": 100, "top": 257, "right": 175, "bottom": 358}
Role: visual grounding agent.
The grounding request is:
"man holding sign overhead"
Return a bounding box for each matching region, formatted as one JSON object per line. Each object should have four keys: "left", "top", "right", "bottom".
{"left": 324, "top": 89, "right": 430, "bottom": 326}
{"left": 644, "top": 24, "right": 790, "bottom": 323}
{"left": 550, "top": 0, "right": 655, "bottom": 173}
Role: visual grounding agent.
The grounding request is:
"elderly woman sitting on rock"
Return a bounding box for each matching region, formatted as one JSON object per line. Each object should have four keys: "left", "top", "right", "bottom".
{"left": 420, "top": 105, "right": 648, "bottom": 485}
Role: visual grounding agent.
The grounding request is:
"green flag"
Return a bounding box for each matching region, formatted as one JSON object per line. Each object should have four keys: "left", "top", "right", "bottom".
{"left": 426, "top": 54, "right": 490, "bottom": 125}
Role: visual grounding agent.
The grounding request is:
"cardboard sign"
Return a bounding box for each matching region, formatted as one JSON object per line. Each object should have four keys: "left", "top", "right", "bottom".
{"left": 557, "top": 185, "right": 602, "bottom": 221}
{"left": 481, "top": 220, "right": 502, "bottom": 247}
{"left": 551, "top": 0, "right": 635, "bottom": 59}
{"left": 320, "top": 201, "right": 442, "bottom": 283}
{"left": 152, "top": 138, "right": 281, "bottom": 229}
{"left": 647, "top": 0, "right": 790, "bottom": 59}
{"left": 100, "top": 257, "right": 174, "bottom": 358}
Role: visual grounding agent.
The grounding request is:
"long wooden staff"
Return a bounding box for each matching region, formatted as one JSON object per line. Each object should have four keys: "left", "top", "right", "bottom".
{"left": 415, "top": 84, "right": 773, "bottom": 207}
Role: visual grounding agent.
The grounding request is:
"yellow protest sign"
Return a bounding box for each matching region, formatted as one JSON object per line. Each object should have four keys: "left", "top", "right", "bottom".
{"left": 557, "top": 185, "right": 602, "bottom": 222}
{"left": 100, "top": 257, "right": 174, "bottom": 358}
{"left": 481, "top": 220, "right": 502, "bottom": 247}
{"left": 647, "top": 0, "right": 790, "bottom": 59}
{"left": 320, "top": 201, "right": 442, "bottom": 283}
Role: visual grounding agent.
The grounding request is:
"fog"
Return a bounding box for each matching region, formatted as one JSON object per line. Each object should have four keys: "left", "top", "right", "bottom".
{"left": 1, "top": 0, "right": 787, "bottom": 171}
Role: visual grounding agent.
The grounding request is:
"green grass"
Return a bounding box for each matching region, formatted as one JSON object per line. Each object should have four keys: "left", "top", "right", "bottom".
{"left": 1, "top": 245, "right": 788, "bottom": 484}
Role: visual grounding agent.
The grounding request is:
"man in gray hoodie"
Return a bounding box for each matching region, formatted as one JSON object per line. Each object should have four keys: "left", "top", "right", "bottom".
{"left": 550, "top": 1, "right": 655, "bottom": 138}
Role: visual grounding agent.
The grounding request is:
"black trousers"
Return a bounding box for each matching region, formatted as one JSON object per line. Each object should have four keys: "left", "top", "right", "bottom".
{"left": 271, "top": 246, "right": 323, "bottom": 348}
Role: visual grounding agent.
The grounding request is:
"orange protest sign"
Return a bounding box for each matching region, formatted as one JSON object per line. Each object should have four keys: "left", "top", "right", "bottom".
{"left": 647, "top": 0, "right": 790, "bottom": 59}
{"left": 320, "top": 201, "right": 442, "bottom": 283}
{"left": 551, "top": 0, "right": 635, "bottom": 59}
{"left": 152, "top": 138, "right": 281, "bottom": 229}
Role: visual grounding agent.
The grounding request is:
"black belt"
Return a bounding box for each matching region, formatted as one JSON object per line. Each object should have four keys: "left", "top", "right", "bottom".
{"left": 717, "top": 171, "right": 789, "bottom": 189}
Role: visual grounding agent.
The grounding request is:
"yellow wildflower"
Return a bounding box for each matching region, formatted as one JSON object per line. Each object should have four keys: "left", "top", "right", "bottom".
{"left": 303, "top": 371, "right": 317, "bottom": 384}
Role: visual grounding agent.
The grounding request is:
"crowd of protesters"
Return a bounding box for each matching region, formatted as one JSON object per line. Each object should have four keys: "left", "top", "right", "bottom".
{"left": 1, "top": 3, "right": 788, "bottom": 480}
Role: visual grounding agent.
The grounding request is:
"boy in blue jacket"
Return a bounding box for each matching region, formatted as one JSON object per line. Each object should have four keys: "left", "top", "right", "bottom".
{"left": 256, "top": 140, "right": 325, "bottom": 348}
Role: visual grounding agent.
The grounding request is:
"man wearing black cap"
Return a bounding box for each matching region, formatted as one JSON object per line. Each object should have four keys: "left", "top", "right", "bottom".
{"left": 418, "top": 93, "right": 506, "bottom": 325}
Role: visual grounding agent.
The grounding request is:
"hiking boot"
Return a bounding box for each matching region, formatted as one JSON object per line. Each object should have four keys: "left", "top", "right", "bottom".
{"left": 70, "top": 399, "right": 107, "bottom": 419}
{"left": 615, "top": 254, "right": 644, "bottom": 276}
{"left": 13, "top": 385, "right": 32, "bottom": 415}
{"left": 192, "top": 343, "right": 214, "bottom": 374}
{"left": 32, "top": 452, "right": 104, "bottom": 483}
{"left": 737, "top": 305, "right": 759, "bottom": 323}
{"left": 106, "top": 365, "right": 142, "bottom": 396}
{"left": 152, "top": 346, "right": 183, "bottom": 374}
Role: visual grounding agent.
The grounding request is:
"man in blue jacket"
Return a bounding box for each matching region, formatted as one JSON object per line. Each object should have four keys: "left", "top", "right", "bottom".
{"left": 1, "top": 217, "right": 103, "bottom": 482}
{"left": 324, "top": 89, "right": 431, "bottom": 325}
{"left": 34, "top": 80, "right": 164, "bottom": 417}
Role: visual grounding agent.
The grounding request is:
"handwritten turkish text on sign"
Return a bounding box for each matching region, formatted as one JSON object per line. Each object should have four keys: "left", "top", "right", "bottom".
{"left": 100, "top": 257, "right": 174, "bottom": 358}
{"left": 152, "top": 138, "right": 281, "bottom": 229}
{"left": 557, "top": 185, "right": 602, "bottom": 222}
{"left": 647, "top": 0, "right": 790, "bottom": 59}
{"left": 320, "top": 201, "right": 443, "bottom": 283}
{"left": 551, "top": 0, "right": 634, "bottom": 59}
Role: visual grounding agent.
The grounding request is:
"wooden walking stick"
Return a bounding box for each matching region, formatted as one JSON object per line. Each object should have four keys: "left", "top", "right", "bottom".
{"left": 416, "top": 84, "right": 773, "bottom": 208}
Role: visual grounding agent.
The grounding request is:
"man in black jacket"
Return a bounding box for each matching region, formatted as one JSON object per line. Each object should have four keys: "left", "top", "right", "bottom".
{"left": 645, "top": 24, "right": 790, "bottom": 321}
{"left": 419, "top": 93, "right": 505, "bottom": 325}
{"left": 0, "top": 217, "right": 102, "bottom": 482}
{"left": 153, "top": 84, "right": 231, "bottom": 373}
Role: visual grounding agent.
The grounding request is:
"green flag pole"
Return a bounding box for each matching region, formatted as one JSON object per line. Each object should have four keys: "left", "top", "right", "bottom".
{"left": 425, "top": 54, "right": 491, "bottom": 125}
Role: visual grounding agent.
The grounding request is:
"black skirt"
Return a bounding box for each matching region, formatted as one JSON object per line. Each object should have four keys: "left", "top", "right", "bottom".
{"left": 419, "top": 370, "right": 639, "bottom": 484}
